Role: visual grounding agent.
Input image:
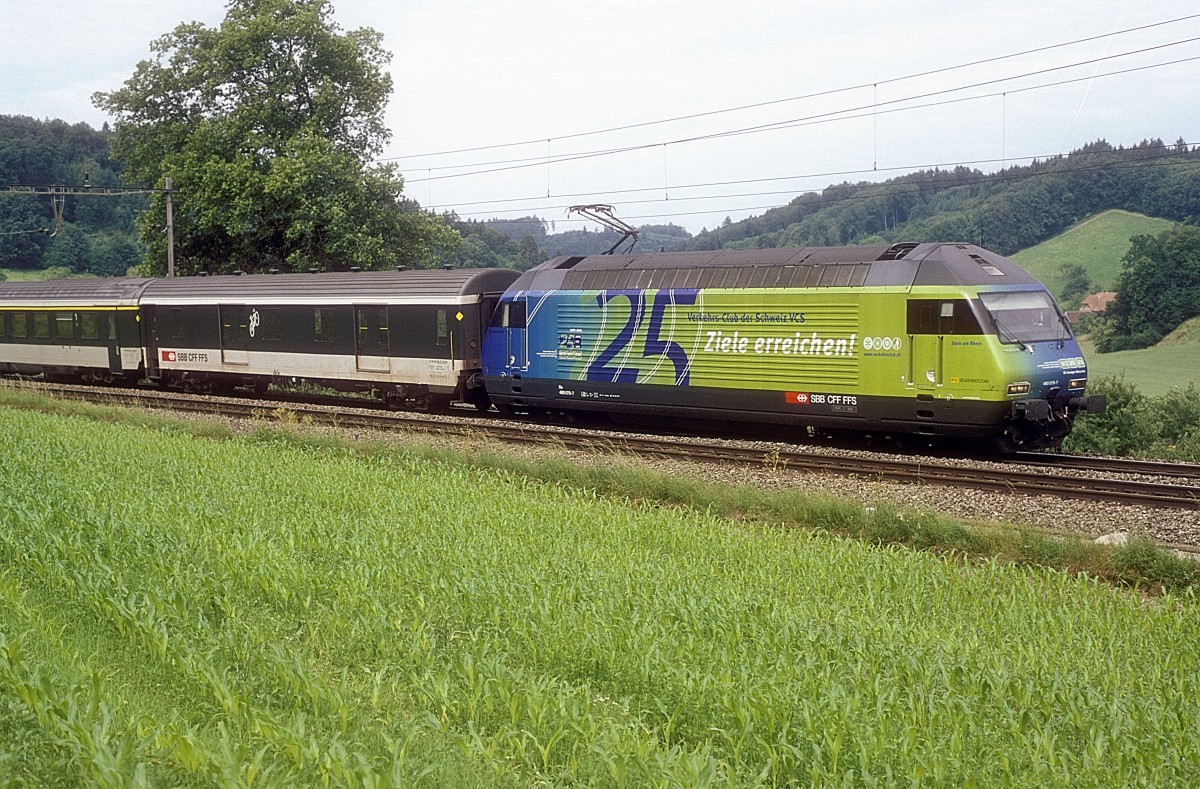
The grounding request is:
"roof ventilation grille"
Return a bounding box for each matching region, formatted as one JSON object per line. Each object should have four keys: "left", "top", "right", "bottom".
{"left": 969, "top": 254, "right": 1006, "bottom": 277}
{"left": 877, "top": 242, "right": 918, "bottom": 261}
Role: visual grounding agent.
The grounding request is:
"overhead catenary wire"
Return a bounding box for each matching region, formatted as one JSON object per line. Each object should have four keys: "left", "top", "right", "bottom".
{"left": 388, "top": 13, "right": 1200, "bottom": 163}
{"left": 461, "top": 144, "right": 1198, "bottom": 226}
{"left": 404, "top": 42, "right": 1200, "bottom": 185}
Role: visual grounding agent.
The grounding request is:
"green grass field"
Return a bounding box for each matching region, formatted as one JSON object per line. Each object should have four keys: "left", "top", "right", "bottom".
{"left": 1011, "top": 209, "right": 1174, "bottom": 303}
{"left": 2, "top": 403, "right": 1198, "bottom": 786}
{"left": 1079, "top": 332, "right": 1200, "bottom": 396}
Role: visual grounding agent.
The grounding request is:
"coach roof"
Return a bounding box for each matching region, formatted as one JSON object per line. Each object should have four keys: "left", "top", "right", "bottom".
{"left": 140, "top": 268, "right": 521, "bottom": 306}
{"left": 0, "top": 277, "right": 155, "bottom": 308}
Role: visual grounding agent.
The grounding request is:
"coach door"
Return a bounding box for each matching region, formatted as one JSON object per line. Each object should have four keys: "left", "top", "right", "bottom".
{"left": 105, "top": 313, "right": 122, "bottom": 375}
{"left": 355, "top": 304, "right": 391, "bottom": 373}
{"left": 220, "top": 304, "right": 249, "bottom": 365}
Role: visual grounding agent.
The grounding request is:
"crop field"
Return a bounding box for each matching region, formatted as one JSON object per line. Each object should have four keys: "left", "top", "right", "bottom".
{"left": 2, "top": 406, "right": 1199, "bottom": 786}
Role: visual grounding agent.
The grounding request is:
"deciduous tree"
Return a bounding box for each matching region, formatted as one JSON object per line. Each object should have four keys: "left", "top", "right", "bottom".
{"left": 94, "top": 0, "right": 457, "bottom": 274}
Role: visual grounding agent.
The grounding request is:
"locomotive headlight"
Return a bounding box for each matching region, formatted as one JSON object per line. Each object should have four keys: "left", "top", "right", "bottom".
{"left": 1006, "top": 382, "right": 1031, "bottom": 395}
{"left": 1068, "top": 378, "right": 1087, "bottom": 390}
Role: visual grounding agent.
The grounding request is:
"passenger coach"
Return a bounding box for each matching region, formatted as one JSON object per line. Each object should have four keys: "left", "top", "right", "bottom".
{"left": 141, "top": 268, "right": 519, "bottom": 409}
{"left": 0, "top": 277, "right": 152, "bottom": 383}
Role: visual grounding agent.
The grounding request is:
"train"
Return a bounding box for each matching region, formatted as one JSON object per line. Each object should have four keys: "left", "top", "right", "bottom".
{"left": 0, "top": 242, "right": 1105, "bottom": 451}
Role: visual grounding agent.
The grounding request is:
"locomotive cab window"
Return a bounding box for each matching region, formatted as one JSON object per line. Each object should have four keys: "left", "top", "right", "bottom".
{"left": 906, "top": 299, "right": 984, "bottom": 335}
{"left": 491, "top": 300, "right": 526, "bottom": 329}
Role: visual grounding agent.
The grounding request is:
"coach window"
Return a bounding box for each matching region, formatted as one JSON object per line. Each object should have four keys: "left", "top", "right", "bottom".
{"left": 170, "top": 308, "right": 185, "bottom": 339}
{"left": 81, "top": 313, "right": 99, "bottom": 340}
{"left": 55, "top": 312, "right": 75, "bottom": 340}
{"left": 261, "top": 308, "right": 283, "bottom": 341}
{"left": 33, "top": 313, "right": 50, "bottom": 339}
{"left": 358, "top": 307, "right": 387, "bottom": 345}
{"left": 221, "top": 306, "right": 248, "bottom": 346}
{"left": 314, "top": 308, "right": 334, "bottom": 342}
{"left": 436, "top": 309, "right": 449, "bottom": 346}
{"left": 11, "top": 313, "right": 27, "bottom": 338}
{"left": 0, "top": 314, "right": 6, "bottom": 338}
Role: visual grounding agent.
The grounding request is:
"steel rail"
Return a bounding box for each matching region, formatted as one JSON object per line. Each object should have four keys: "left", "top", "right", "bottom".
{"left": 1010, "top": 451, "right": 1200, "bottom": 481}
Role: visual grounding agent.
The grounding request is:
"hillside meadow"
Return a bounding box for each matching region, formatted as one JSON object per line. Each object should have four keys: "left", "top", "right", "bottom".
{"left": 1010, "top": 209, "right": 1173, "bottom": 302}
{"left": 1078, "top": 331, "right": 1200, "bottom": 396}
{"left": 2, "top": 402, "right": 1199, "bottom": 787}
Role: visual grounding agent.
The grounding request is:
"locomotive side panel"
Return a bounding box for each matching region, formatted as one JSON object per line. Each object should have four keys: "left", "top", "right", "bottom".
{"left": 485, "top": 285, "right": 1018, "bottom": 437}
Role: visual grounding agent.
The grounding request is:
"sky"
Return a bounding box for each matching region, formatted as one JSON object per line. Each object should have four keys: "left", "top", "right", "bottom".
{"left": 1, "top": 1, "right": 1198, "bottom": 235}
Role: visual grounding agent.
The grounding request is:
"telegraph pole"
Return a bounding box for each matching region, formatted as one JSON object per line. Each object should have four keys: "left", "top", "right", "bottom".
{"left": 164, "top": 177, "right": 175, "bottom": 277}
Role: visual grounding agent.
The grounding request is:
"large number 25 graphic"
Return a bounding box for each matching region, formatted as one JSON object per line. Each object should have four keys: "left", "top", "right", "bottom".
{"left": 585, "top": 289, "right": 698, "bottom": 385}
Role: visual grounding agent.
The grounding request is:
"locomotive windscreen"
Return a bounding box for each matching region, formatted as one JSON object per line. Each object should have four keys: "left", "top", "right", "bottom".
{"left": 978, "top": 290, "right": 1071, "bottom": 345}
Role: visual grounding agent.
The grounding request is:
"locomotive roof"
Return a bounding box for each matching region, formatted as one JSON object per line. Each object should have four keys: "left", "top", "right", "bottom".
{"left": 139, "top": 268, "right": 520, "bottom": 305}
{"left": 0, "top": 277, "right": 155, "bottom": 308}
{"left": 511, "top": 243, "right": 1043, "bottom": 292}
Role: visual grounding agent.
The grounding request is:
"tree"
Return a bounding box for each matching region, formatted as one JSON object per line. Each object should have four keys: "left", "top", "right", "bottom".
{"left": 93, "top": 0, "right": 457, "bottom": 275}
{"left": 1100, "top": 224, "right": 1200, "bottom": 351}
{"left": 1058, "top": 262, "right": 1093, "bottom": 308}
{"left": 517, "top": 235, "right": 542, "bottom": 269}
{"left": 41, "top": 225, "right": 91, "bottom": 273}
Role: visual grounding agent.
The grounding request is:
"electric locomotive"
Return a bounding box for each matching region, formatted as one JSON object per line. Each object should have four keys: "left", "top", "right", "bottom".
{"left": 481, "top": 243, "right": 1106, "bottom": 450}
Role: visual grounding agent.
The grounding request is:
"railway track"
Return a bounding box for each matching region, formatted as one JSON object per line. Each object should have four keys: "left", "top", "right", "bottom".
{"left": 15, "top": 381, "right": 1200, "bottom": 511}
{"left": 1009, "top": 451, "right": 1200, "bottom": 481}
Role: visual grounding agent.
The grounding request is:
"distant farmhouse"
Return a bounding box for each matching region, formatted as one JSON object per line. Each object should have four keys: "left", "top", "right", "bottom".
{"left": 1066, "top": 291, "right": 1117, "bottom": 323}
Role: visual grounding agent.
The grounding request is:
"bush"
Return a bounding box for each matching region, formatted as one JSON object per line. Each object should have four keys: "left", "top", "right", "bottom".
{"left": 1065, "top": 376, "right": 1200, "bottom": 460}
{"left": 1063, "top": 375, "right": 1158, "bottom": 455}
{"left": 1148, "top": 384, "right": 1200, "bottom": 444}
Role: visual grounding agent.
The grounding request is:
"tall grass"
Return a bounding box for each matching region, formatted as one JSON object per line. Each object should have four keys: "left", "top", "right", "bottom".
{"left": 2, "top": 404, "right": 1199, "bottom": 786}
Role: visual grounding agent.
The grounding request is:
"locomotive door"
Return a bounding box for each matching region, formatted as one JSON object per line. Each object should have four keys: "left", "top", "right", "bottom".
{"left": 911, "top": 335, "right": 940, "bottom": 390}
{"left": 355, "top": 304, "right": 391, "bottom": 373}
{"left": 907, "top": 299, "right": 953, "bottom": 391}
{"left": 503, "top": 297, "right": 528, "bottom": 371}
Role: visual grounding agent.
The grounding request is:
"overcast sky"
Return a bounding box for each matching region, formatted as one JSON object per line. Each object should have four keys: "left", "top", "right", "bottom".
{"left": 2, "top": 1, "right": 1198, "bottom": 234}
